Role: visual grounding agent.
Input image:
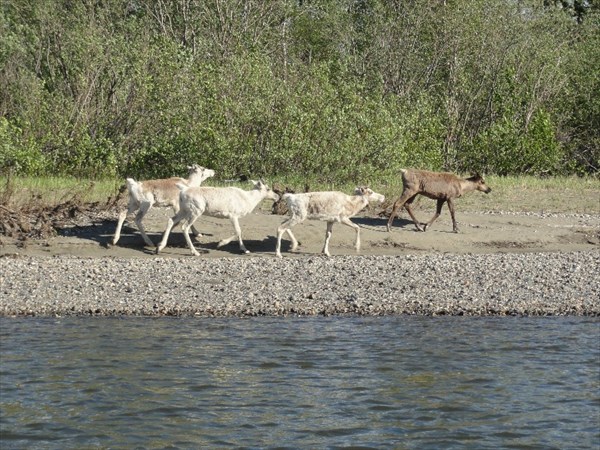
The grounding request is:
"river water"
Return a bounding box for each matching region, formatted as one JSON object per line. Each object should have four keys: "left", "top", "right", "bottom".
{"left": 1, "top": 316, "right": 598, "bottom": 449}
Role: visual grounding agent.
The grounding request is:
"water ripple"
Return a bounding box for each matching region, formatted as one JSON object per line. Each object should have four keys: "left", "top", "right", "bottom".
{"left": 1, "top": 316, "right": 598, "bottom": 449}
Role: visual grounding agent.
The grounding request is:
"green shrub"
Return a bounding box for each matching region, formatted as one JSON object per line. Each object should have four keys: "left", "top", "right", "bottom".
{"left": 0, "top": 117, "right": 46, "bottom": 176}
{"left": 460, "top": 109, "right": 563, "bottom": 176}
{"left": 127, "top": 134, "right": 215, "bottom": 180}
{"left": 45, "top": 131, "right": 119, "bottom": 179}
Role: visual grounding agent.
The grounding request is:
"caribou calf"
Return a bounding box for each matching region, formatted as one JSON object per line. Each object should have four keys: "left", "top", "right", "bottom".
{"left": 386, "top": 169, "right": 491, "bottom": 233}
{"left": 112, "top": 165, "right": 215, "bottom": 246}
{"left": 276, "top": 187, "right": 385, "bottom": 257}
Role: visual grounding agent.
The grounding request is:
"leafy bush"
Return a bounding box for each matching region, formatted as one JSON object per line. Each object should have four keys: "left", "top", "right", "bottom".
{"left": 0, "top": 118, "right": 46, "bottom": 176}
{"left": 1, "top": 0, "right": 596, "bottom": 181}
{"left": 460, "top": 109, "right": 563, "bottom": 175}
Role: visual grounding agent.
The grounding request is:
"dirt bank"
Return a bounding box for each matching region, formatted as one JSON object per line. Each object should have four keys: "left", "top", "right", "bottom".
{"left": 1, "top": 204, "right": 598, "bottom": 259}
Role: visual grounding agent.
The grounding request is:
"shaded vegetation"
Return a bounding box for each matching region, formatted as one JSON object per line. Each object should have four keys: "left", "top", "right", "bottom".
{"left": 1, "top": 0, "right": 599, "bottom": 182}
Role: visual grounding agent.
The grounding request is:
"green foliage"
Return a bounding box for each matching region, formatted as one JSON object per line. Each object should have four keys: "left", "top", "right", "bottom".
{"left": 48, "top": 131, "right": 119, "bottom": 179}
{"left": 0, "top": 0, "right": 597, "bottom": 181}
{"left": 559, "top": 8, "right": 600, "bottom": 173}
{"left": 0, "top": 118, "right": 46, "bottom": 175}
{"left": 462, "top": 109, "right": 563, "bottom": 176}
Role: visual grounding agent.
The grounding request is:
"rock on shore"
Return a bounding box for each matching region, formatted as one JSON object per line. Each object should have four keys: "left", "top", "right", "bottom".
{"left": 1, "top": 251, "right": 598, "bottom": 317}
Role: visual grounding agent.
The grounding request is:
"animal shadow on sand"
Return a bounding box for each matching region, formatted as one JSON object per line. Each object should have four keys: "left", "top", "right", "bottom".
{"left": 57, "top": 220, "right": 164, "bottom": 255}
{"left": 358, "top": 214, "right": 457, "bottom": 233}
{"left": 57, "top": 218, "right": 284, "bottom": 256}
{"left": 201, "top": 235, "right": 280, "bottom": 255}
{"left": 353, "top": 216, "right": 413, "bottom": 230}
{"left": 126, "top": 230, "right": 278, "bottom": 255}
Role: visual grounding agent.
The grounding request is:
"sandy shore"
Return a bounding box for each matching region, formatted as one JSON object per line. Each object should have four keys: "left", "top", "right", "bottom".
{"left": 1, "top": 207, "right": 598, "bottom": 317}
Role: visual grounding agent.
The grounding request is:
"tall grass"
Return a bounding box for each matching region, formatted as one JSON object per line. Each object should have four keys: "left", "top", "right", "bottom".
{"left": 1, "top": 175, "right": 599, "bottom": 214}
{"left": 0, "top": 177, "right": 123, "bottom": 208}
{"left": 272, "top": 174, "right": 600, "bottom": 214}
{"left": 458, "top": 175, "right": 600, "bottom": 214}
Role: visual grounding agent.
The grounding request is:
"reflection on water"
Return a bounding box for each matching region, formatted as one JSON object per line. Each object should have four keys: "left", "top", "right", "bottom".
{"left": 1, "top": 317, "right": 599, "bottom": 449}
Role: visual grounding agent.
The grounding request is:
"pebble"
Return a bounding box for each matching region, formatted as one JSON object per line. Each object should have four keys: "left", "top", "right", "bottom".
{"left": 0, "top": 252, "right": 598, "bottom": 317}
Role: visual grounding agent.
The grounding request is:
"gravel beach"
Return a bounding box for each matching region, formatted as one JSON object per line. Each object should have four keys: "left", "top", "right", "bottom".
{"left": 1, "top": 207, "right": 598, "bottom": 317}
{"left": 1, "top": 251, "right": 598, "bottom": 317}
